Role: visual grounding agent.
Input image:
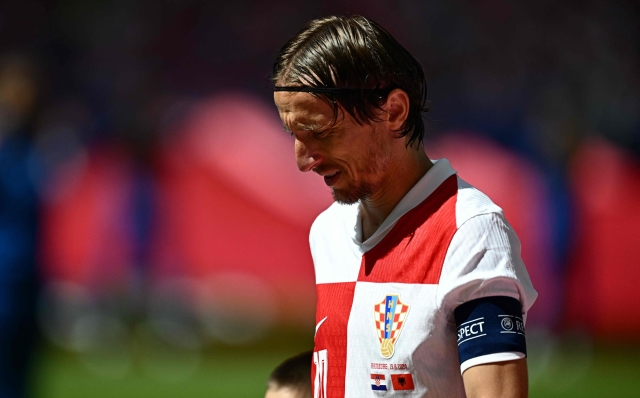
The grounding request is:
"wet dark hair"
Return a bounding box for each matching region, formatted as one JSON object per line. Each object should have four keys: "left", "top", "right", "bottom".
{"left": 267, "top": 351, "right": 312, "bottom": 397}
{"left": 272, "top": 15, "right": 428, "bottom": 147}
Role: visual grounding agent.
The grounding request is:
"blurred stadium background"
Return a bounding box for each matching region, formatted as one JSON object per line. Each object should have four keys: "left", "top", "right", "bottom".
{"left": 0, "top": 0, "right": 639, "bottom": 397}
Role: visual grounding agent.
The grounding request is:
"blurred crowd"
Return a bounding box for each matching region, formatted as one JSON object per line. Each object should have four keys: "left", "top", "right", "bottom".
{"left": 0, "top": 0, "right": 638, "bottom": 396}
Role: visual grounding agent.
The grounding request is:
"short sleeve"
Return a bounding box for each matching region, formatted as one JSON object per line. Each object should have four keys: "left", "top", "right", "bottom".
{"left": 437, "top": 212, "right": 538, "bottom": 324}
{"left": 437, "top": 213, "right": 537, "bottom": 372}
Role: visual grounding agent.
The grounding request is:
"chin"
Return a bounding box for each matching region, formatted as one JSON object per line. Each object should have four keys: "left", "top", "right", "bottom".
{"left": 331, "top": 191, "right": 360, "bottom": 205}
{"left": 331, "top": 183, "right": 373, "bottom": 205}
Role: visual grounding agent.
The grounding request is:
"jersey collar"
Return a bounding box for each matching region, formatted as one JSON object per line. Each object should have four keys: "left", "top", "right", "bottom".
{"left": 352, "top": 158, "right": 458, "bottom": 250}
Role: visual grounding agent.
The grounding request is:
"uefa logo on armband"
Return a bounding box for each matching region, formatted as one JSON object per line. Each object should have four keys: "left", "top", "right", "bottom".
{"left": 501, "top": 317, "right": 514, "bottom": 331}
{"left": 374, "top": 295, "right": 410, "bottom": 359}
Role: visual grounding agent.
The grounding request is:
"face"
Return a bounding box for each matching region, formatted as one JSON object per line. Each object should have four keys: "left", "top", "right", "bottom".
{"left": 274, "top": 91, "right": 393, "bottom": 204}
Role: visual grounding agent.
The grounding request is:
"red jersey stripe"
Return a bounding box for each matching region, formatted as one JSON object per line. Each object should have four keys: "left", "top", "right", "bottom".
{"left": 358, "top": 175, "right": 458, "bottom": 284}
{"left": 313, "top": 282, "right": 356, "bottom": 398}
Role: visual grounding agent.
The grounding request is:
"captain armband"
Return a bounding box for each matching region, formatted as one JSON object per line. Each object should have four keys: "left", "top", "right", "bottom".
{"left": 454, "top": 296, "right": 527, "bottom": 372}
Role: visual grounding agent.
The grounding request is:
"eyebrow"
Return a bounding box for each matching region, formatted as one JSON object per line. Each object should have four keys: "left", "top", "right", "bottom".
{"left": 283, "top": 121, "right": 328, "bottom": 133}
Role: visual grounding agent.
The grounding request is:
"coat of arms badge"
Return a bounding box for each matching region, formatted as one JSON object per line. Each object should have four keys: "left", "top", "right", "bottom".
{"left": 374, "top": 295, "right": 410, "bottom": 359}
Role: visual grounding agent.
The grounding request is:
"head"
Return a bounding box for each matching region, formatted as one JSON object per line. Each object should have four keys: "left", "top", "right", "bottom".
{"left": 273, "top": 15, "right": 429, "bottom": 204}
{"left": 265, "top": 351, "right": 313, "bottom": 398}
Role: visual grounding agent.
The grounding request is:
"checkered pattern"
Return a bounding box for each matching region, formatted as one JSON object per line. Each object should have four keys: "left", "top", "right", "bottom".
{"left": 374, "top": 296, "right": 409, "bottom": 343}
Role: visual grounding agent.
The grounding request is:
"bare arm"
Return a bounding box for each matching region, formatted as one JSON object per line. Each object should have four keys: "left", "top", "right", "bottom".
{"left": 462, "top": 358, "right": 528, "bottom": 398}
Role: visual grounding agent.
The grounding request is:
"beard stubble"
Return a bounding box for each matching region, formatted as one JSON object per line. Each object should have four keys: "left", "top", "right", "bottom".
{"left": 331, "top": 134, "right": 392, "bottom": 205}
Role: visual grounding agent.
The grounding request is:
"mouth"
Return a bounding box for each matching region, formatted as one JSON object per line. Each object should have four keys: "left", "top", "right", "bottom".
{"left": 323, "top": 171, "right": 340, "bottom": 186}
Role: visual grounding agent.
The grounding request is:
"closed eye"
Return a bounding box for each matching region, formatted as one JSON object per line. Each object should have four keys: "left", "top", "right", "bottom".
{"left": 282, "top": 125, "right": 294, "bottom": 137}
{"left": 283, "top": 125, "right": 332, "bottom": 139}
{"left": 313, "top": 128, "right": 335, "bottom": 139}
{"left": 309, "top": 128, "right": 332, "bottom": 138}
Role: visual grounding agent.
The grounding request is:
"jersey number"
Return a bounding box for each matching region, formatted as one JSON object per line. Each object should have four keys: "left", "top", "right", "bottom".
{"left": 313, "top": 349, "right": 328, "bottom": 398}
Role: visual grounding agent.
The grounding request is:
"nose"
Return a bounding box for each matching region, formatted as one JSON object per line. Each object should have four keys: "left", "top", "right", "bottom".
{"left": 295, "top": 138, "right": 322, "bottom": 172}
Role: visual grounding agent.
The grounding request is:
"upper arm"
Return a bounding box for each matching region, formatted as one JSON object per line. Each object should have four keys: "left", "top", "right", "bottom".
{"left": 462, "top": 358, "right": 528, "bottom": 398}
{"left": 438, "top": 213, "right": 535, "bottom": 394}
{"left": 438, "top": 212, "right": 537, "bottom": 314}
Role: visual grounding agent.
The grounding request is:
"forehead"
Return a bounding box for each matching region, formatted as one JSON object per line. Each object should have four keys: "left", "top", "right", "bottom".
{"left": 264, "top": 386, "right": 300, "bottom": 398}
{"left": 273, "top": 91, "right": 336, "bottom": 130}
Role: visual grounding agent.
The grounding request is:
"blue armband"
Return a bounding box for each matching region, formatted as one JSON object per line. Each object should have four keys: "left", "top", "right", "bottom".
{"left": 454, "top": 296, "right": 527, "bottom": 366}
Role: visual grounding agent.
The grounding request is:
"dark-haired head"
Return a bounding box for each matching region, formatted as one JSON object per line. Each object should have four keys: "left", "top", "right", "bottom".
{"left": 272, "top": 15, "right": 428, "bottom": 147}
{"left": 266, "top": 351, "right": 313, "bottom": 398}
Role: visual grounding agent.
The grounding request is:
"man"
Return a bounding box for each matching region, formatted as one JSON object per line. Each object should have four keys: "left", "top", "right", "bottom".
{"left": 272, "top": 15, "right": 537, "bottom": 398}
{"left": 266, "top": 351, "right": 313, "bottom": 398}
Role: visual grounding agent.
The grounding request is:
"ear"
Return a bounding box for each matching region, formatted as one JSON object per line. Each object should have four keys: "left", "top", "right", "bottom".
{"left": 384, "top": 89, "right": 410, "bottom": 133}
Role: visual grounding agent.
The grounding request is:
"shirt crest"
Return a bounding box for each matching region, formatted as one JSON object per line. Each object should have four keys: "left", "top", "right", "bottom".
{"left": 374, "top": 295, "right": 410, "bottom": 358}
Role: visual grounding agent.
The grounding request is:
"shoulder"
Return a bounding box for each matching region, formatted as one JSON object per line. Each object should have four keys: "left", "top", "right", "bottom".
{"left": 435, "top": 178, "right": 537, "bottom": 312}
{"left": 454, "top": 177, "right": 504, "bottom": 228}
{"left": 446, "top": 178, "right": 520, "bottom": 278}
{"left": 449, "top": 177, "right": 520, "bottom": 262}
{"left": 440, "top": 212, "right": 537, "bottom": 315}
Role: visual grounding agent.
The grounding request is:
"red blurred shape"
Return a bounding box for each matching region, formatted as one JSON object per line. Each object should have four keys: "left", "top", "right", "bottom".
{"left": 40, "top": 93, "right": 333, "bottom": 324}
{"left": 178, "top": 93, "right": 332, "bottom": 229}
{"left": 40, "top": 147, "right": 134, "bottom": 289}
{"left": 153, "top": 93, "right": 333, "bottom": 321}
{"left": 565, "top": 138, "right": 640, "bottom": 338}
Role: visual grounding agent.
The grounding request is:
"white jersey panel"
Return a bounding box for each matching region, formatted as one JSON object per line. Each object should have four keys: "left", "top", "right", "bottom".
{"left": 344, "top": 282, "right": 465, "bottom": 398}
{"left": 310, "top": 202, "right": 363, "bottom": 284}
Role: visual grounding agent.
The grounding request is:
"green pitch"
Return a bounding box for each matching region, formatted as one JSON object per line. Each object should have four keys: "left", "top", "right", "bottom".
{"left": 32, "top": 329, "right": 640, "bottom": 398}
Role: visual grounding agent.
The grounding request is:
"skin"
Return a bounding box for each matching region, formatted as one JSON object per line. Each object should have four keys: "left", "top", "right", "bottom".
{"left": 265, "top": 385, "right": 305, "bottom": 398}
{"left": 274, "top": 88, "right": 432, "bottom": 241}
{"left": 274, "top": 87, "right": 529, "bottom": 397}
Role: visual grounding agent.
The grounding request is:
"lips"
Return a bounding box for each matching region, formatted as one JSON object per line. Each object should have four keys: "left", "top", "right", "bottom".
{"left": 323, "top": 171, "right": 340, "bottom": 186}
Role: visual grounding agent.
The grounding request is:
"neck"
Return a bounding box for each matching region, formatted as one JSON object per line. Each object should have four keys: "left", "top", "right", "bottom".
{"left": 360, "top": 144, "right": 432, "bottom": 241}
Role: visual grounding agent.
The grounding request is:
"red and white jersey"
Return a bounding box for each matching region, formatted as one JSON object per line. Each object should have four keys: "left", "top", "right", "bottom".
{"left": 309, "top": 158, "right": 537, "bottom": 397}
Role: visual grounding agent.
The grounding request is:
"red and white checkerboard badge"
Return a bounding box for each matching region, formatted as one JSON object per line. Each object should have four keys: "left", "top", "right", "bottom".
{"left": 374, "top": 295, "right": 410, "bottom": 359}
